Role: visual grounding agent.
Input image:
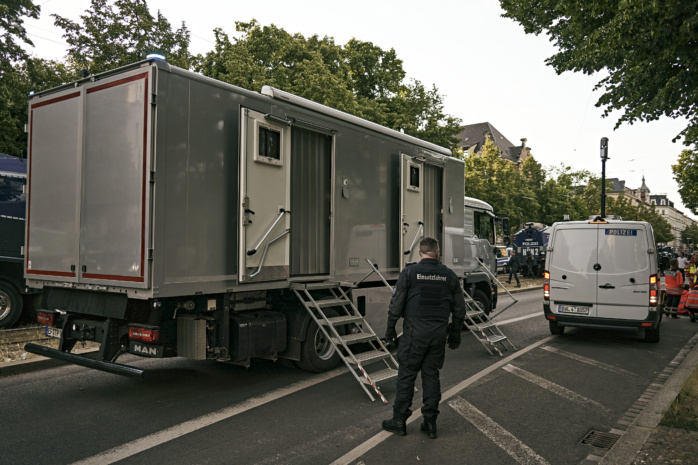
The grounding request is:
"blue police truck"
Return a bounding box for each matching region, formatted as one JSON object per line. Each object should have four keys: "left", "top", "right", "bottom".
{"left": 512, "top": 222, "right": 550, "bottom": 278}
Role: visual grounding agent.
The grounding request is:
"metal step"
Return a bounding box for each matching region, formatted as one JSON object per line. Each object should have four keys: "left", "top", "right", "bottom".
{"left": 346, "top": 349, "right": 391, "bottom": 365}
{"left": 486, "top": 335, "right": 508, "bottom": 344}
{"left": 363, "top": 368, "right": 398, "bottom": 384}
{"left": 476, "top": 322, "right": 496, "bottom": 330}
{"left": 291, "top": 282, "right": 342, "bottom": 290}
{"left": 333, "top": 332, "right": 375, "bottom": 345}
{"left": 321, "top": 315, "right": 364, "bottom": 326}
{"left": 314, "top": 298, "right": 351, "bottom": 308}
{"left": 467, "top": 310, "right": 485, "bottom": 318}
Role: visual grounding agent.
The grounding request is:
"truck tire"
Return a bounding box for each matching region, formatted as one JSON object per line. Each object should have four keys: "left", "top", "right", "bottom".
{"left": 472, "top": 289, "right": 491, "bottom": 316}
{"left": 549, "top": 320, "right": 565, "bottom": 335}
{"left": 296, "top": 309, "right": 343, "bottom": 373}
{"left": 644, "top": 325, "right": 660, "bottom": 343}
{"left": 0, "top": 282, "right": 23, "bottom": 329}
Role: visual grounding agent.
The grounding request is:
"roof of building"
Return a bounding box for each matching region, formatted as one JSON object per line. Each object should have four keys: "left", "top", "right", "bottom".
{"left": 456, "top": 122, "right": 524, "bottom": 163}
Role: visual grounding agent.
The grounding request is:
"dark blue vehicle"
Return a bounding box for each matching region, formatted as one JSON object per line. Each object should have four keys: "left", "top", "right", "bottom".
{"left": 512, "top": 222, "right": 550, "bottom": 278}
{"left": 0, "top": 154, "right": 40, "bottom": 328}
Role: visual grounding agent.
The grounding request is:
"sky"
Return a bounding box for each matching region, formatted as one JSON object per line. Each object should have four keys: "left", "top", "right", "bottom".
{"left": 21, "top": 0, "right": 695, "bottom": 219}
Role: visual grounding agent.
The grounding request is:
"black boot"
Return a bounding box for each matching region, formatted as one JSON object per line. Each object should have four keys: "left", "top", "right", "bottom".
{"left": 382, "top": 418, "right": 406, "bottom": 436}
{"left": 421, "top": 418, "right": 437, "bottom": 439}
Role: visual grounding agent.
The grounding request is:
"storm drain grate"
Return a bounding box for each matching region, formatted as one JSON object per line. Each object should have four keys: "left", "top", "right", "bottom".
{"left": 581, "top": 430, "right": 621, "bottom": 450}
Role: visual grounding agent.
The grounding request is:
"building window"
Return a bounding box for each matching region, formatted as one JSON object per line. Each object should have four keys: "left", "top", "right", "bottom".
{"left": 661, "top": 199, "right": 666, "bottom": 205}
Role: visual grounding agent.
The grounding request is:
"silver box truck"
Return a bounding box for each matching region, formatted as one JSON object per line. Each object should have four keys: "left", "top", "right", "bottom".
{"left": 24, "top": 59, "right": 468, "bottom": 375}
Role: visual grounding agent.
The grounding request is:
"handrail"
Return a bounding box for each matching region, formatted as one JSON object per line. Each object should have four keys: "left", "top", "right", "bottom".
{"left": 404, "top": 221, "right": 424, "bottom": 255}
{"left": 247, "top": 208, "right": 289, "bottom": 256}
{"left": 475, "top": 257, "right": 518, "bottom": 319}
{"left": 247, "top": 229, "right": 291, "bottom": 279}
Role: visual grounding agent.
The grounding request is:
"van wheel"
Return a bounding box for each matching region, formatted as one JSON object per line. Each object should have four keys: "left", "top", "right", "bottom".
{"left": 644, "top": 326, "right": 660, "bottom": 343}
{"left": 549, "top": 320, "right": 565, "bottom": 335}
{"left": 296, "top": 309, "right": 343, "bottom": 373}
{"left": 0, "top": 282, "right": 23, "bottom": 329}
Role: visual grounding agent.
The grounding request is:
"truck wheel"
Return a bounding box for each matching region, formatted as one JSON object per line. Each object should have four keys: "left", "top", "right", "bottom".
{"left": 644, "top": 325, "right": 660, "bottom": 343}
{"left": 549, "top": 320, "right": 565, "bottom": 335}
{"left": 296, "top": 309, "right": 343, "bottom": 373}
{"left": 472, "top": 289, "right": 492, "bottom": 316}
{"left": 0, "top": 282, "right": 23, "bottom": 329}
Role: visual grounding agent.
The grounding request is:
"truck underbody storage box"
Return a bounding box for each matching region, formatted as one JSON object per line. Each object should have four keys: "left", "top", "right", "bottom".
{"left": 230, "top": 311, "right": 286, "bottom": 364}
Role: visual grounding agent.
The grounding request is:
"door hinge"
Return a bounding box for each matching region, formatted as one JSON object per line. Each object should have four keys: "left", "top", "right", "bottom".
{"left": 148, "top": 249, "right": 154, "bottom": 260}
{"left": 150, "top": 171, "right": 156, "bottom": 182}
{"left": 151, "top": 93, "right": 157, "bottom": 106}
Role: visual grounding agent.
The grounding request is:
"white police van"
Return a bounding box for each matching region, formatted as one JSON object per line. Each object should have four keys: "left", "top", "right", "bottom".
{"left": 543, "top": 218, "right": 661, "bottom": 342}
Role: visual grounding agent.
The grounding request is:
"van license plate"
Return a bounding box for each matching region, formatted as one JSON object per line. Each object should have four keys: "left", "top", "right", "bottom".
{"left": 558, "top": 305, "right": 589, "bottom": 315}
{"left": 46, "top": 326, "right": 62, "bottom": 339}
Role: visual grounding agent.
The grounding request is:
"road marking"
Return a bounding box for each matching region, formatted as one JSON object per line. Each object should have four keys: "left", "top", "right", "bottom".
{"left": 502, "top": 364, "right": 606, "bottom": 412}
{"left": 541, "top": 345, "right": 636, "bottom": 376}
{"left": 449, "top": 396, "right": 551, "bottom": 465}
{"left": 330, "top": 335, "right": 555, "bottom": 465}
{"left": 496, "top": 312, "right": 543, "bottom": 326}
{"left": 69, "top": 367, "right": 347, "bottom": 465}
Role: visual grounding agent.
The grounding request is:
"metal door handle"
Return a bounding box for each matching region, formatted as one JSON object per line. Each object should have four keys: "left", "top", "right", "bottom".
{"left": 599, "top": 283, "right": 615, "bottom": 289}
{"left": 404, "top": 221, "right": 424, "bottom": 255}
{"left": 248, "top": 208, "right": 289, "bottom": 256}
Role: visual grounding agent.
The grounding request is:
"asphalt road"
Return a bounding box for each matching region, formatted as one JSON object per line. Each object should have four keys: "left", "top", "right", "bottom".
{"left": 2, "top": 289, "right": 697, "bottom": 465}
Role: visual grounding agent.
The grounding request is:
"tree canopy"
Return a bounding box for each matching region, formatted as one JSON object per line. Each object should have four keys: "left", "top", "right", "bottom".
{"left": 52, "top": 0, "right": 193, "bottom": 74}
{"left": 672, "top": 149, "right": 698, "bottom": 215}
{"left": 197, "top": 21, "right": 462, "bottom": 148}
{"left": 500, "top": 0, "right": 698, "bottom": 147}
{"left": 0, "top": 0, "right": 39, "bottom": 68}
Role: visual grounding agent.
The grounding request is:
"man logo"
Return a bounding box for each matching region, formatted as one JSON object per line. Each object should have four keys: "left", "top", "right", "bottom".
{"left": 132, "top": 344, "right": 157, "bottom": 356}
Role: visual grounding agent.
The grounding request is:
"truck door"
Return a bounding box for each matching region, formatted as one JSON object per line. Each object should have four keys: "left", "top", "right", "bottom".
{"left": 400, "top": 154, "right": 424, "bottom": 267}
{"left": 239, "top": 109, "right": 291, "bottom": 282}
{"left": 290, "top": 126, "right": 332, "bottom": 277}
{"left": 400, "top": 154, "right": 444, "bottom": 269}
{"left": 26, "top": 68, "right": 153, "bottom": 287}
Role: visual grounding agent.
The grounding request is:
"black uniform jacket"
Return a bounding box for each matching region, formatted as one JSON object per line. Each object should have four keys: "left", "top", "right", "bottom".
{"left": 387, "top": 258, "right": 466, "bottom": 338}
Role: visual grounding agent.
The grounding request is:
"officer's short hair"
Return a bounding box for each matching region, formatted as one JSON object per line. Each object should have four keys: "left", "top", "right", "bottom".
{"left": 671, "top": 258, "right": 679, "bottom": 267}
{"left": 419, "top": 237, "right": 439, "bottom": 254}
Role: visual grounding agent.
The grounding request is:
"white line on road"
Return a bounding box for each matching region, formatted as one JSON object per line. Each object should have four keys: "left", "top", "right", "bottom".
{"left": 541, "top": 345, "right": 636, "bottom": 376}
{"left": 329, "top": 335, "right": 555, "bottom": 465}
{"left": 449, "top": 396, "right": 551, "bottom": 465}
{"left": 496, "top": 312, "right": 544, "bottom": 326}
{"left": 69, "top": 367, "right": 347, "bottom": 465}
{"left": 502, "top": 363, "right": 607, "bottom": 412}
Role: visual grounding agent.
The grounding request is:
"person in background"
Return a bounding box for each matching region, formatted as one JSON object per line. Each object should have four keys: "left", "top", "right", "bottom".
{"left": 678, "top": 251, "right": 688, "bottom": 282}
{"left": 506, "top": 249, "right": 521, "bottom": 288}
{"left": 664, "top": 258, "right": 684, "bottom": 319}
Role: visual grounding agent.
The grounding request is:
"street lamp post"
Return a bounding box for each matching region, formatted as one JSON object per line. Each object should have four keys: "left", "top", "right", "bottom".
{"left": 600, "top": 137, "right": 609, "bottom": 218}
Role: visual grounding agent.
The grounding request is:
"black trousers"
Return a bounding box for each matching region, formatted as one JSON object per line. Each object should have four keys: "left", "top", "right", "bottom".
{"left": 393, "top": 331, "right": 447, "bottom": 421}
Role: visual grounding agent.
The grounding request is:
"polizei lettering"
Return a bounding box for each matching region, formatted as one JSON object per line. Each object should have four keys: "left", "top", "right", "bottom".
{"left": 417, "top": 274, "right": 447, "bottom": 282}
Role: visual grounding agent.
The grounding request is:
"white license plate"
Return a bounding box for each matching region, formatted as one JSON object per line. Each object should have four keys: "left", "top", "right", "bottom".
{"left": 558, "top": 305, "right": 590, "bottom": 315}
{"left": 46, "top": 326, "right": 62, "bottom": 339}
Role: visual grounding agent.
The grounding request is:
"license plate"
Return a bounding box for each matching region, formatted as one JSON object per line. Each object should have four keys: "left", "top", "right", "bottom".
{"left": 558, "top": 305, "right": 590, "bottom": 315}
{"left": 46, "top": 326, "right": 62, "bottom": 339}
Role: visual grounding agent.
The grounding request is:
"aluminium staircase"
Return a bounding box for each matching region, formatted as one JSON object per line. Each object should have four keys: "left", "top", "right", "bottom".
{"left": 292, "top": 281, "right": 399, "bottom": 403}
{"left": 462, "top": 286, "right": 517, "bottom": 356}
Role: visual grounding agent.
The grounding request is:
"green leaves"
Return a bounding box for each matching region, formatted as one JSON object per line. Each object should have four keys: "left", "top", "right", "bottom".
{"left": 672, "top": 149, "right": 698, "bottom": 215}
{"left": 52, "top": 0, "right": 193, "bottom": 74}
{"left": 196, "top": 21, "right": 462, "bottom": 149}
{"left": 500, "top": 0, "right": 698, "bottom": 147}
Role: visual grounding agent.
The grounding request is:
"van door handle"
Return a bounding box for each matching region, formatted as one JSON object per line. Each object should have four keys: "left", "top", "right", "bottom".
{"left": 599, "top": 283, "right": 615, "bottom": 289}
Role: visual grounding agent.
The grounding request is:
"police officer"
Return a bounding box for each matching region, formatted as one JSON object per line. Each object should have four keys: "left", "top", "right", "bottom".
{"left": 382, "top": 237, "right": 466, "bottom": 438}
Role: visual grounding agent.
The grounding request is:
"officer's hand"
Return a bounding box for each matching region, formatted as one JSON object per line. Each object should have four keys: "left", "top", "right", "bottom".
{"left": 385, "top": 327, "right": 398, "bottom": 346}
{"left": 447, "top": 329, "right": 461, "bottom": 350}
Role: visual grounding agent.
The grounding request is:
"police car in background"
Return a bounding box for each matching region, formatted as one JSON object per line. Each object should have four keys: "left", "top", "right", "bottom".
{"left": 496, "top": 245, "right": 512, "bottom": 273}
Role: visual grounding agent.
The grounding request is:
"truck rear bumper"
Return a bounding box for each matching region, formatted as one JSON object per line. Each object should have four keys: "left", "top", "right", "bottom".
{"left": 24, "top": 343, "right": 146, "bottom": 379}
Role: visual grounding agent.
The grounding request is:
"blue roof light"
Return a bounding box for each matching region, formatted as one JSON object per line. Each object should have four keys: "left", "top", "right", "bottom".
{"left": 146, "top": 53, "right": 166, "bottom": 61}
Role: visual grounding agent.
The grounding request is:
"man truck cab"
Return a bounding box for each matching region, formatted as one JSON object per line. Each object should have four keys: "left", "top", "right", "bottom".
{"left": 543, "top": 218, "right": 661, "bottom": 342}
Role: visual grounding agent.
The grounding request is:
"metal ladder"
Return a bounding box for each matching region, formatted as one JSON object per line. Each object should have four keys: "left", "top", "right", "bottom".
{"left": 463, "top": 286, "right": 516, "bottom": 356}
{"left": 292, "top": 281, "right": 399, "bottom": 403}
